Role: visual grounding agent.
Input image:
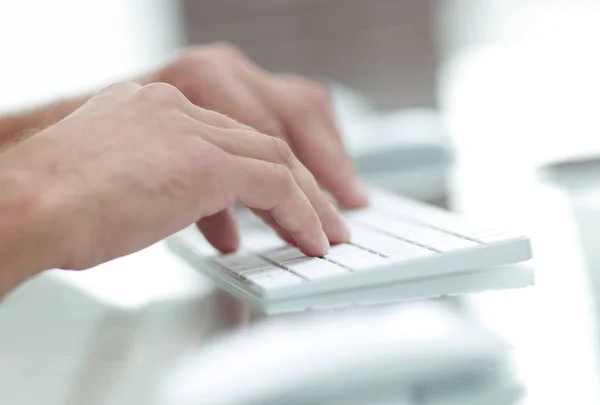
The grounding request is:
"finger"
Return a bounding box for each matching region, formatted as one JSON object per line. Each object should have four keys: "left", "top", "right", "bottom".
{"left": 222, "top": 155, "right": 329, "bottom": 256}
{"left": 183, "top": 71, "right": 290, "bottom": 142}
{"left": 183, "top": 101, "right": 257, "bottom": 133}
{"left": 196, "top": 208, "right": 239, "bottom": 254}
{"left": 231, "top": 67, "right": 368, "bottom": 208}
{"left": 198, "top": 127, "right": 350, "bottom": 244}
{"left": 284, "top": 103, "right": 368, "bottom": 209}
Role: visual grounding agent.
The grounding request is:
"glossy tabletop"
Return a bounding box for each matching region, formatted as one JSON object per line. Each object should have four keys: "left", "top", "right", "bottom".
{"left": 2, "top": 164, "right": 600, "bottom": 405}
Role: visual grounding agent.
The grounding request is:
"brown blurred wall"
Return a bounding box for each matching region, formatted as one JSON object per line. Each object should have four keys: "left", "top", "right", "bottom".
{"left": 179, "top": 0, "right": 438, "bottom": 110}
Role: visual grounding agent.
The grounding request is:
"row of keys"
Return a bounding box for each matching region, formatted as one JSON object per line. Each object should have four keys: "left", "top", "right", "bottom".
{"left": 348, "top": 207, "right": 524, "bottom": 248}
{"left": 242, "top": 268, "right": 303, "bottom": 290}
{"left": 367, "top": 193, "right": 490, "bottom": 235}
{"left": 347, "top": 225, "right": 438, "bottom": 259}
{"left": 262, "top": 245, "right": 388, "bottom": 273}
{"left": 214, "top": 252, "right": 305, "bottom": 291}
{"left": 376, "top": 196, "right": 527, "bottom": 244}
{"left": 211, "top": 206, "right": 522, "bottom": 293}
{"left": 347, "top": 211, "right": 480, "bottom": 252}
{"left": 213, "top": 243, "right": 392, "bottom": 293}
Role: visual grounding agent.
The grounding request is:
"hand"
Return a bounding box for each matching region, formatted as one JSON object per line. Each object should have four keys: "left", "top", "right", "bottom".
{"left": 2, "top": 82, "right": 349, "bottom": 271}
{"left": 149, "top": 43, "right": 368, "bottom": 209}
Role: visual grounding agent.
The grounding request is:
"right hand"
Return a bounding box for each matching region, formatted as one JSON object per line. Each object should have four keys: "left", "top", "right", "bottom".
{"left": 2, "top": 82, "right": 349, "bottom": 271}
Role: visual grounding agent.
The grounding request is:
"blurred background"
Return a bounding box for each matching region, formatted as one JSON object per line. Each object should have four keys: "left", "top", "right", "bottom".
{"left": 2, "top": 1, "right": 600, "bottom": 404}
{"left": 2, "top": 0, "right": 600, "bottom": 197}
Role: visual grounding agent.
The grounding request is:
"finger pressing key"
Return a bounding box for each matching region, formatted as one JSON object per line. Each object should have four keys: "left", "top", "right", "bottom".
{"left": 197, "top": 125, "right": 350, "bottom": 244}
{"left": 222, "top": 154, "right": 329, "bottom": 257}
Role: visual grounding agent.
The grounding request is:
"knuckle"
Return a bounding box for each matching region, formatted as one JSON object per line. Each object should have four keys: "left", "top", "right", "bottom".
{"left": 95, "top": 81, "right": 140, "bottom": 97}
{"left": 177, "top": 47, "right": 230, "bottom": 76}
{"left": 173, "top": 52, "right": 222, "bottom": 95}
{"left": 270, "top": 137, "right": 296, "bottom": 169}
{"left": 270, "top": 163, "right": 295, "bottom": 193}
{"left": 135, "top": 82, "right": 184, "bottom": 106}
{"left": 205, "top": 41, "right": 243, "bottom": 61}
{"left": 302, "top": 82, "right": 330, "bottom": 106}
{"left": 163, "top": 51, "right": 221, "bottom": 107}
{"left": 287, "top": 80, "right": 331, "bottom": 114}
{"left": 178, "top": 49, "right": 217, "bottom": 70}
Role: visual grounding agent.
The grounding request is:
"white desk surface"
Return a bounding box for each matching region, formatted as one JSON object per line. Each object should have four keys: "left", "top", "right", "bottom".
{"left": 2, "top": 168, "right": 600, "bottom": 405}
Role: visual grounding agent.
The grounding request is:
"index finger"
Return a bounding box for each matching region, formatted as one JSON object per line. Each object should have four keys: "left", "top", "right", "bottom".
{"left": 221, "top": 154, "right": 329, "bottom": 257}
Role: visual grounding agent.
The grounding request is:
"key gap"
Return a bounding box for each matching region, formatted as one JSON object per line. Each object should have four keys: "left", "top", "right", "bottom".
{"left": 322, "top": 256, "right": 356, "bottom": 272}
{"left": 347, "top": 242, "right": 389, "bottom": 258}
{"left": 255, "top": 252, "right": 312, "bottom": 281}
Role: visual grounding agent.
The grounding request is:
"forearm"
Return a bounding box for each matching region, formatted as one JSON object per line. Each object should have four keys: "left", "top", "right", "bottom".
{"left": 0, "top": 96, "right": 88, "bottom": 150}
{"left": 0, "top": 168, "right": 63, "bottom": 298}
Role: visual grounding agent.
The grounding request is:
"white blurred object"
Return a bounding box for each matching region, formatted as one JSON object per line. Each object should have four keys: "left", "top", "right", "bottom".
{"left": 158, "top": 302, "right": 522, "bottom": 405}
{"left": 0, "top": 0, "right": 181, "bottom": 112}
{"left": 332, "top": 85, "right": 452, "bottom": 201}
{"left": 437, "top": 0, "right": 600, "bottom": 174}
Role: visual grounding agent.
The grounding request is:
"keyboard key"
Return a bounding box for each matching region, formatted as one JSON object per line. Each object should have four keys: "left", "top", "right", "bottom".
{"left": 383, "top": 219, "right": 458, "bottom": 245}
{"left": 422, "top": 214, "right": 492, "bottom": 236}
{"left": 214, "top": 253, "right": 272, "bottom": 273}
{"left": 349, "top": 226, "right": 432, "bottom": 258}
{"left": 348, "top": 224, "right": 380, "bottom": 240}
{"left": 381, "top": 241, "right": 438, "bottom": 259}
{"left": 325, "top": 244, "right": 370, "bottom": 259}
{"left": 261, "top": 246, "right": 307, "bottom": 264}
{"left": 371, "top": 194, "right": 486, "bottom": 234}
{"left": 241, "top": 230, "right": 286, "bottom": 251}
{"left": 342, "top": 208, "right": 372, "bottom": 221}
{"left": 284, "top": 258, "right": 349, "bottom": 279}
{"left": 244, "top": 268, "right": 303, "bottom": 291}
{"left": 350, "top": 226, "right": 398, "bottom": 250}
{"left": 348, "top": 212, "right": 453, "bottom": 245}
{"left": 348, "top": 210, "right": 395, "bottom": 234}
{"left": 370, "top": 193, "right": 504, "bottom": 237}
{"left": 233, "top": 265, "right": 281, "bottom": 279}
{"left": 329, "top": 252, "right": 388, "bottom": 270}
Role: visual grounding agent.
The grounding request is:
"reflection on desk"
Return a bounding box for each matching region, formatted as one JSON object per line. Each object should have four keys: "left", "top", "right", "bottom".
{"left": 160, "top": 301, "right": 522, "bottom": 405}
{"left": 0, "top": 242, "right": 523, "bottom": 405}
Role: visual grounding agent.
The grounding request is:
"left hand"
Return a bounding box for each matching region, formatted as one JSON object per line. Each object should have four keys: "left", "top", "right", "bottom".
{"left": 146, "top": 43, "right": 368, "bottom": 210}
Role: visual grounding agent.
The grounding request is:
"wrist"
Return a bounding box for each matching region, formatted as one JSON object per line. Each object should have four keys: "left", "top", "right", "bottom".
{"left": 0, "top": 98, "right": 88, "bottom": 151}
{"left": 0, "top": 167, "right": 69, "bottom": 294}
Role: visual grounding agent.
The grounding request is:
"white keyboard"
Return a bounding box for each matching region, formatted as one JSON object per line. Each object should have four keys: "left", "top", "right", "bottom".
{"left": 168, "top": 189, "right": 534, "bottom": 314}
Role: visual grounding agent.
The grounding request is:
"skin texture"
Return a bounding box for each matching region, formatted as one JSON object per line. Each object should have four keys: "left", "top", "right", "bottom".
{"left": 0, "top": 43, "right": 368, "bottom": 297}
